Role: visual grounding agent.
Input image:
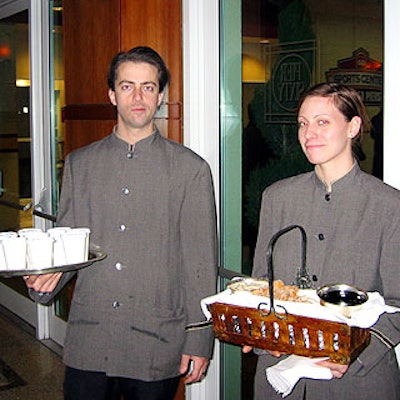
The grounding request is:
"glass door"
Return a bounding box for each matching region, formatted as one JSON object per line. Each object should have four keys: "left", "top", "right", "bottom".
{"left": 0, "top": 0, "right": 67, "bottom": 345}
{"left": 0, "top": 1, "right": 37, "bottom": 326}
{"left": 220, "top": 0, "right": 384, "bottom": 398}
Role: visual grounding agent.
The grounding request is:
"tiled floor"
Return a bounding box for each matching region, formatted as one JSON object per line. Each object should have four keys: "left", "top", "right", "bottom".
{"left": 0, "top": 304, "right": 260, "bottom": 400}
{"left": 0, "top": 306, "right": 64, "bottom": 400}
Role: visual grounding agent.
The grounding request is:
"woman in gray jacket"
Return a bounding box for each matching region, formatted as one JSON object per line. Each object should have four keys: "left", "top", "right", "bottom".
{"left": 245, "top": 82, "right": 400, "bottom": 399}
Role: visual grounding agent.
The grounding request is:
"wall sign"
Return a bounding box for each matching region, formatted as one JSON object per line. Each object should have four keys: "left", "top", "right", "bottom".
{"left": 326, "top": 48, "right": 382, "bottom": 106}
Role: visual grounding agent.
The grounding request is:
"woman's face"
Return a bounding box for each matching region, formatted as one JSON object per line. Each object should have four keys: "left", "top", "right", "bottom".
{"left": 297, "top": 95, "right": 360, "bottom": 169}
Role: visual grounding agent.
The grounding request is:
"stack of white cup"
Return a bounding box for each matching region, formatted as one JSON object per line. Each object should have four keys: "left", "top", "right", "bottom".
{"left": 47, "top": 227, "right": 91, "bottom": 265}
{"left": 0, "top": 231, "right": 21, "bottom": 270}
{"left": 0, "top": 227, "right": 90, "bottom": 271}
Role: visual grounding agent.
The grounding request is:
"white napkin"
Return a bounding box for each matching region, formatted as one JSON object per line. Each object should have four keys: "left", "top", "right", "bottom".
{"left": 266, "top": 355, "right": 332, "bottom": 397}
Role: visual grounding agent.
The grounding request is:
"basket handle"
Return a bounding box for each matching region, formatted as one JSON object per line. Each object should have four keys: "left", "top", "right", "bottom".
{"left": 265, "top": 225, "right": 312, "bottom": 315}
{"left": 258, "top": 301, "right": 288, "bottom": 319}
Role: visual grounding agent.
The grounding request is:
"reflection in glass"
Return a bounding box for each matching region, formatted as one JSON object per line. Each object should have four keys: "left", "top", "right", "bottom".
{"left": 0, "top": 10, "right": 33, "bottom": 298}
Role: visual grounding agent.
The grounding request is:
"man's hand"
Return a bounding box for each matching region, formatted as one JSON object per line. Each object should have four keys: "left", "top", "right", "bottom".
{"left": 180, "top": 354, "right": 209, "bottom": 384}
{"left": 23, "top": 272, "right": 63, "bottom": 293}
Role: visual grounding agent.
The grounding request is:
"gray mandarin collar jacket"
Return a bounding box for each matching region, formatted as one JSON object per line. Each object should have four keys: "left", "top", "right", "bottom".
{"left": 31, "top": 129, "right": 218, "bottom": 382}
{"left": 253, "top": 164, "right": 400, "bottom": 399}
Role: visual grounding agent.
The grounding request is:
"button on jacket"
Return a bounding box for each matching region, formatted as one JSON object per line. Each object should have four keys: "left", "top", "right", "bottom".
{"left": 252, "top": 164, "right": 400, "bottom": 399}
{"left": 33, "top": 129, "right": 218, "bottom": 382}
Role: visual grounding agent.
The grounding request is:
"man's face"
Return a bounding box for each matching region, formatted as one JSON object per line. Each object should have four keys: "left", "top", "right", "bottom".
{"left": 108, "top": 61, "right": 163, "bottom": 133}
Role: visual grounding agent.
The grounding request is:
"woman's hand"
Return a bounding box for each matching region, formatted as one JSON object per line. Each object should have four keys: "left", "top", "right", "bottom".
{"left": 316, "top": 359, "right": 349, "bottom": 378}
{"left": 242, "top": 346, "right": 253, "bottom": 353}
{"left": 242, "top": 346, "right": 282, "bottom": 357}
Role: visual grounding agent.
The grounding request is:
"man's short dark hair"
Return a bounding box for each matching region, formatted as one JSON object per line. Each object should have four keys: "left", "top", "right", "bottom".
{"left": 107, "top": 46, "right": 170, "bottom": 92}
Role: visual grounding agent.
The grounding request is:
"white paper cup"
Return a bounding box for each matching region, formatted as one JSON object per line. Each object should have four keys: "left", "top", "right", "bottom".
{"left": 47, "top": 227, "right": 71, "bottom": 266}
{"left": 26, "top": 236, "right": 54, "bottom": 270}
{"left": 70, "top": 228, "right": 90, "bottom": 258}
{"left": 0, "top": 231, "right": 18, "bottom": 238}
{"left": 17, "top": 228, "right": 44, "bottom": 238}
{"left": 47, "top": 227, "right": 71, "bottom": 237}
{"left": 61, "top": 228, "right": 90, "bottom": 264}
{"left": 2, "top": 236, "right": 27, "bottom": 270}
{"left": 0, "top": 242, "right": 6, "bottom": 270}
{"left": 0, "top": 233, "right": 18, "bottom": 270}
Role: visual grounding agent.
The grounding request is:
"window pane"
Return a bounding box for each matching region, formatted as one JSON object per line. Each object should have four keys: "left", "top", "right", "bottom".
{"left": 0, "top": 9, "right": 33, "bottom": 298}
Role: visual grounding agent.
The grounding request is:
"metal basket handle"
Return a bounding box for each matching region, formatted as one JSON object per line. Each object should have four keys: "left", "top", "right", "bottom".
{"left": 264, "top": 224, "right": 312, "bottom": 316}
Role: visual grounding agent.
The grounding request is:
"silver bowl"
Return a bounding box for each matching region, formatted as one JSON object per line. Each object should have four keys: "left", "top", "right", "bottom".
{"left": 317, "top": 284, "right": 368, "bottom": 317}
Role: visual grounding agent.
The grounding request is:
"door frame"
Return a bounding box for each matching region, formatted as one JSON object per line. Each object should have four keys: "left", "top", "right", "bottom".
{"left": 384, "top": 0, "right": 400, "bottom": 365}
{"left": 182, "top": 1, "right": 220, "bottom": 399}
{"left": 31, "top": 0, "right": 67, "bottom": 345}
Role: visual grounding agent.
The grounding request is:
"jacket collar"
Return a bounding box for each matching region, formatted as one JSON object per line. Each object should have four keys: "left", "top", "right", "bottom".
{"left": 313, "top": 162, "right": 360, "bottom": 192}
{"left": 110, "top": 125, "right": 161, "bottom": 152}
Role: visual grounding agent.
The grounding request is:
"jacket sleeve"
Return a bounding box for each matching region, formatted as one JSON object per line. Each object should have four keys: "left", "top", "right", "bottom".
{"left": 56, "top": 154, "right": 77, "bottom": 228}
{"left": 29, "top": 270, "right": 77, "bottom": 305}
{"left": 180, "top": 162, "right": 218, "bottom": 358}
{"left": 355, "top": 223, "right": 400, "bottom": 374}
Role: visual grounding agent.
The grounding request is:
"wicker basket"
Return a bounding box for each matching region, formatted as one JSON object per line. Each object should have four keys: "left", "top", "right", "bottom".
{"left": 207, "top": 302, "right": 370, "bottom": 364}
{"left": 209, "top": 225, "right": 371, "bottom": 364}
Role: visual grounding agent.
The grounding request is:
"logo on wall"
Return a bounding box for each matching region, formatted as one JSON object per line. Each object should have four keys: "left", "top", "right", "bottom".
{"left": 272, "top": 54, "right": 312, "bottom": 112}
{"left": 325, "top": 48, "right": 382, "bottom": 106}
{"left": 264, "top": 40, "right": 316, "bottom": 124}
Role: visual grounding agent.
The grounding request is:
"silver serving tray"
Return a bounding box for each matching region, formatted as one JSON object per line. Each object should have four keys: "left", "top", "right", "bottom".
{"left": 0, "top": 247, "right": 107, "bottom": 278}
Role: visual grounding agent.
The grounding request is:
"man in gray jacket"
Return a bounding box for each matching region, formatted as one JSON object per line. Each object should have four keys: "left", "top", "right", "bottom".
{"left": 25, "top": 46, "right": 218, "bottom": 400}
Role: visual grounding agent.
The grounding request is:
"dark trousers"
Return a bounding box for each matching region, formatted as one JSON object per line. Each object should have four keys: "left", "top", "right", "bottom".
{"left": 64, "top": 366, "right": 181, "bottom": 400}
